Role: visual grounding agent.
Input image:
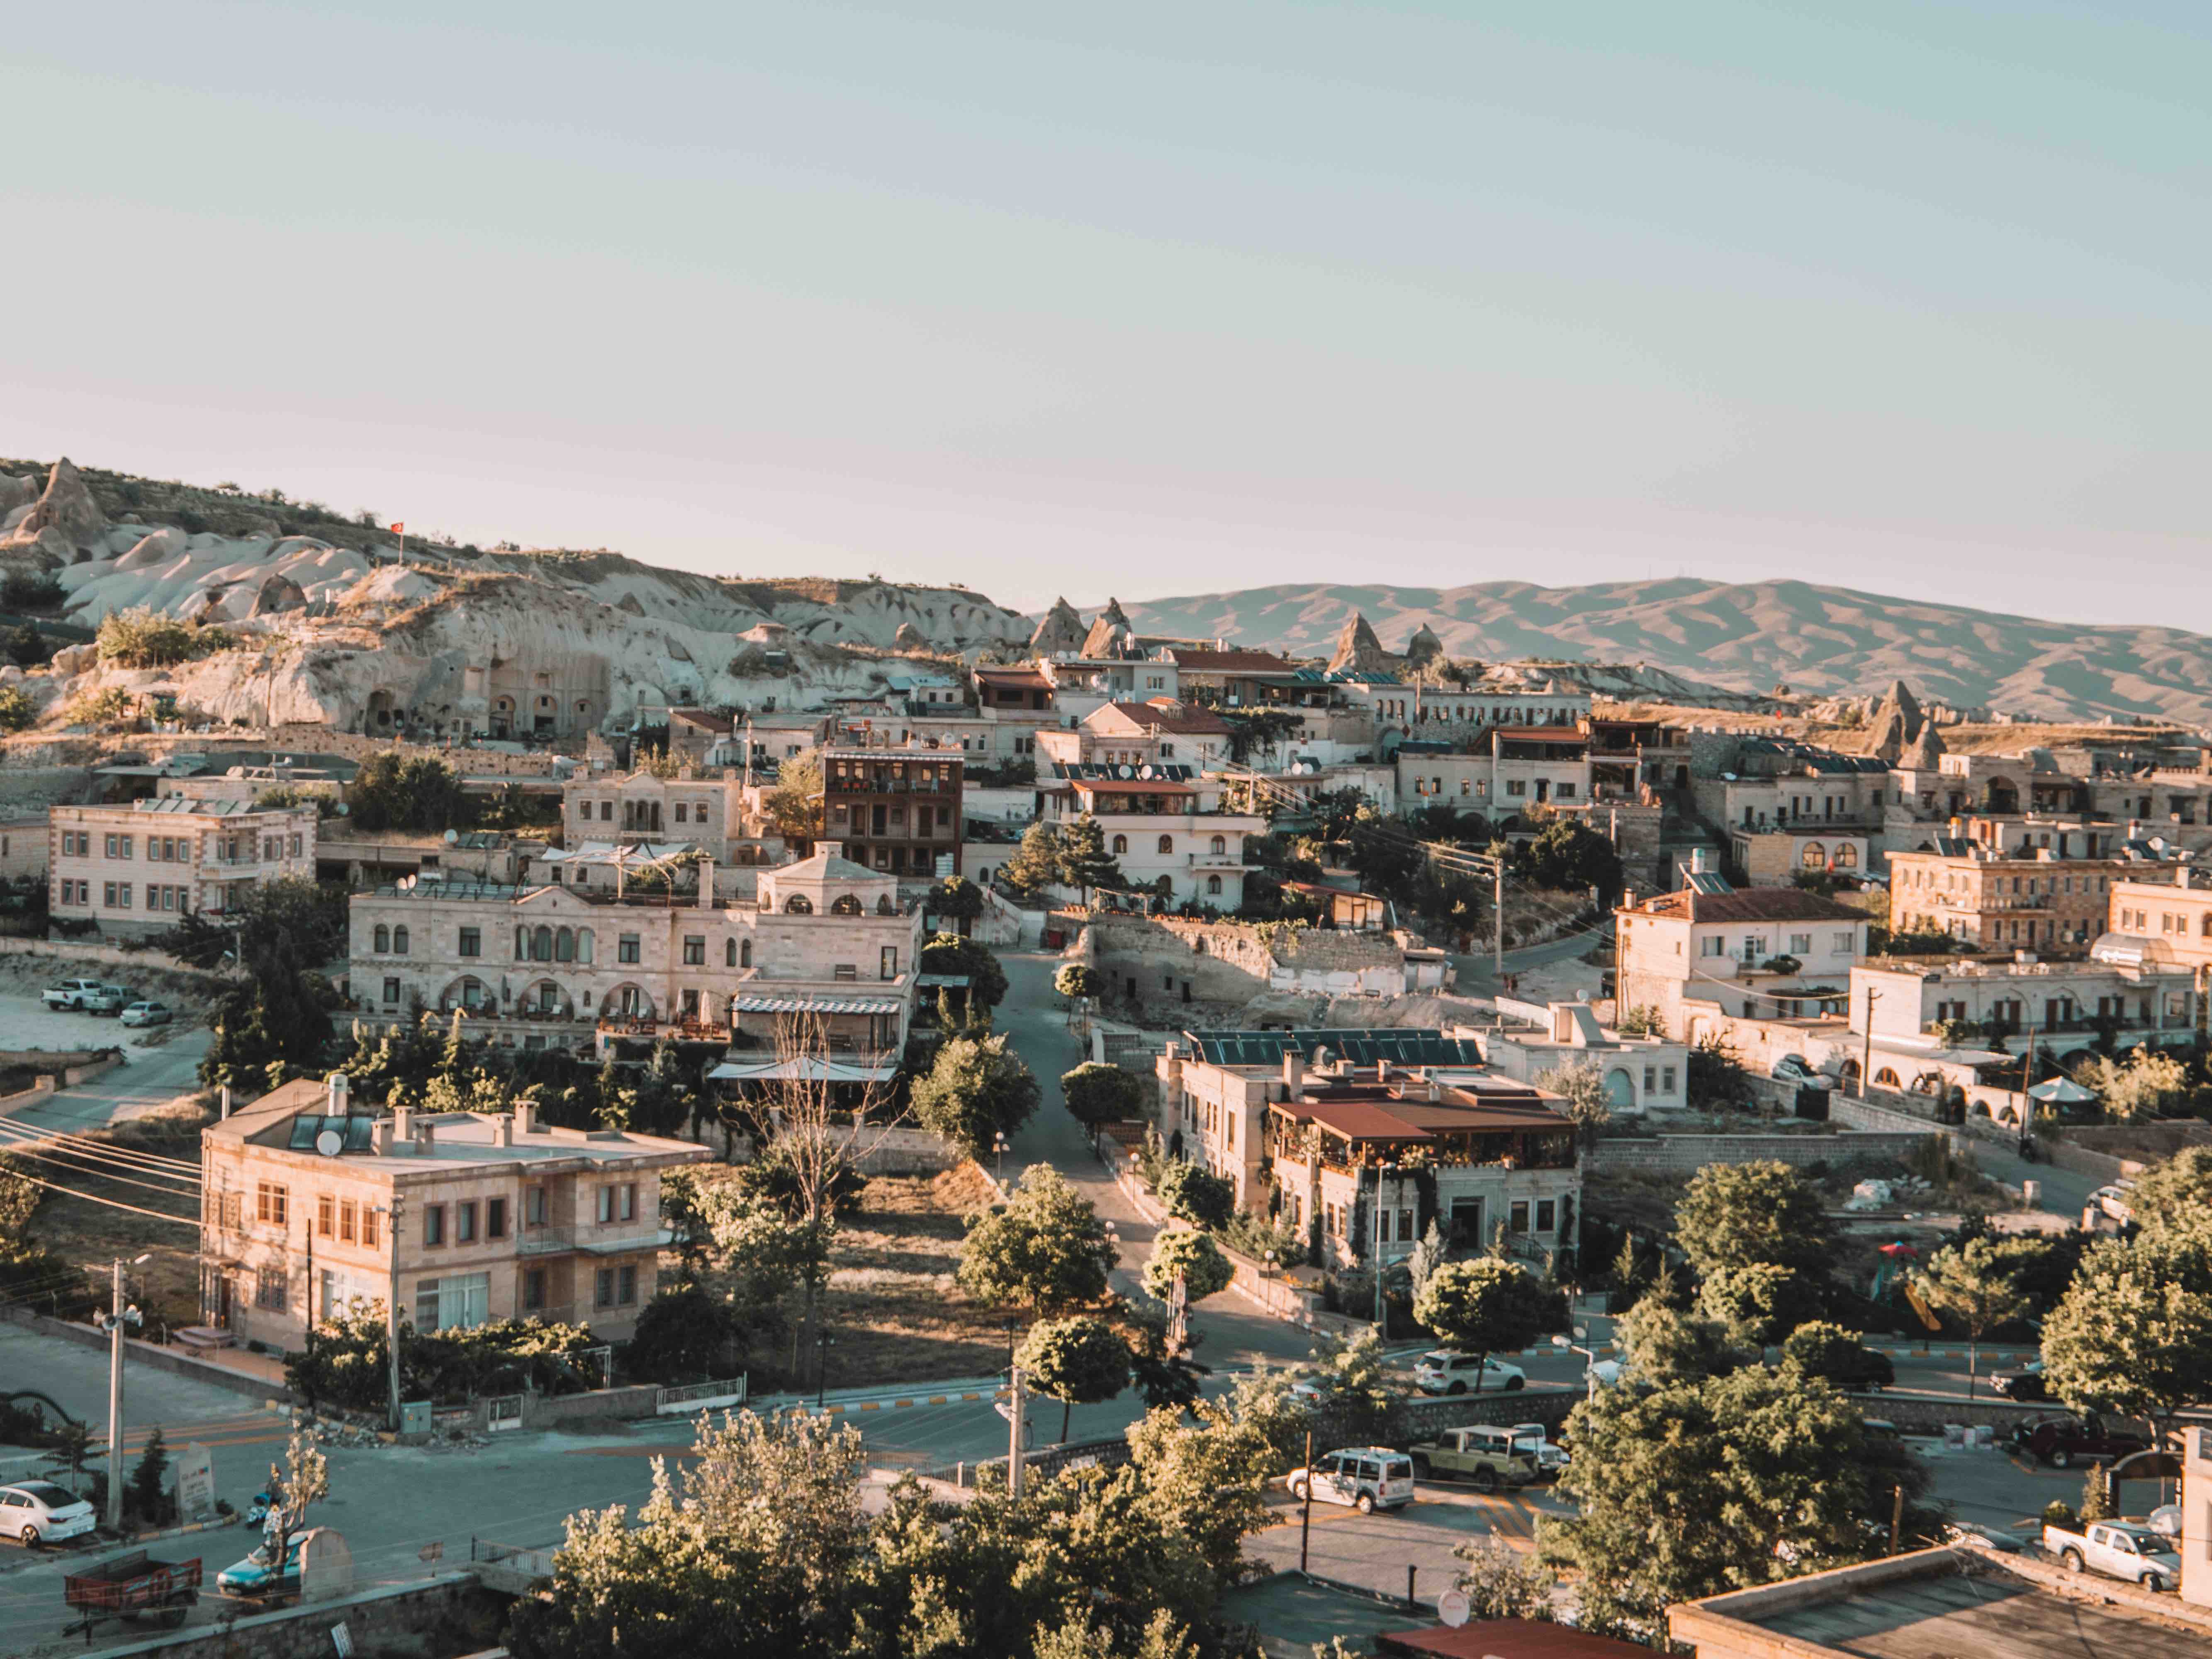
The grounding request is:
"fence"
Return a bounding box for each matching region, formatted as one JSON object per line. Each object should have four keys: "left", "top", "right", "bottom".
{"left": 926, "top": 1434, "right": 1134, "bottom": 1488}
{"left": 655, "top": 1375, "right": 750, "bottom": 1414}
{"left": 1585, "top": 1130, "right": 1932, "bottom": 1175}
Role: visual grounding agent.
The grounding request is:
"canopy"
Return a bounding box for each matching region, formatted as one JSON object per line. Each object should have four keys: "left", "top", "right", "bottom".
{"left": 707, "top": 1056, "right": 898, "bottom": 1084}
{"left": 2027, "top": 1075, "right": 2098, "bottom": 1104}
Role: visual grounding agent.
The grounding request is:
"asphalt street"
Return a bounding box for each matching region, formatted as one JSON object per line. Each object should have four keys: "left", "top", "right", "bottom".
{"left": 2, "top": 1025, "right": 212, "bottom": 1134}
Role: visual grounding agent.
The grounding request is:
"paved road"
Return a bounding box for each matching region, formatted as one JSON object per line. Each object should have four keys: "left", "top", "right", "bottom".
{"left": 1448, "top": 926, "right": 1606, "bottom": 996}
{"left": 5, "top": 1028, "right": 211, "bottom": 1135}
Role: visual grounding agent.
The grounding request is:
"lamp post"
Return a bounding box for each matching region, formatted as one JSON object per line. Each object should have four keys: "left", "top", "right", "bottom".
{"left": 1263, "top": 1250, "right": 1277, "bottom": 1282}
{"left": 816, "top": 1330, "right": 836, "bottom": 1410}
{"left": 993, "top": 1131, "right": 1009, "bottom": 1185}
{"left": 1004, "top": 1317, "right": 1019, "bottom": 1369}
{"left": 1552, "top": 1329, "right": 1600, "bottom": 1399}
{"left": 98, "top": 1255, "right": 151, "bottom": 1532}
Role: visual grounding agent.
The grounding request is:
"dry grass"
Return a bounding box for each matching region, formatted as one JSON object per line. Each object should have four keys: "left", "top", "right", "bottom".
{"left": 14, "top": 1103, "right": 211, "bottom": 1330}
{"left": 816, "top": 1165, "right": 1013, "bottom": 1392}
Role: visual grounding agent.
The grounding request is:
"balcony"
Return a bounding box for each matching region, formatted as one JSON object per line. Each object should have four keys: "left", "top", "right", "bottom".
{"left": 517, "top": 1224, "right": 674, "bottom": 1258}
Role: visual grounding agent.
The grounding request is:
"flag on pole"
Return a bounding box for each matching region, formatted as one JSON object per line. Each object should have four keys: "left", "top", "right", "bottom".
{"left": 389, "top": 523, "right": 404, "bottom": 534}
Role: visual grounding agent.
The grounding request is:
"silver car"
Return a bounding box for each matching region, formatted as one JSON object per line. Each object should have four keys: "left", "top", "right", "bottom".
{"left": 120, "top": 1001, "right": 174, "bottom": 1028}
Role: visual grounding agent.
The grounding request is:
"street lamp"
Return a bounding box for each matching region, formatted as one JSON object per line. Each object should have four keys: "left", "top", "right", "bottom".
{"left": 815, "top": 1330, "right": 837, "bottom": 1410}
{"left": 993, "top": 1131, "right": 1009, "bottom": 1183}
{"left": 1004, "top": 1317, "right": 1020, "bottom": 1368}
{"left": 1552, "top": 1328, "right": 1601, "bottom": 1399}
{"left": 1263, "top": 1250, "right": 1277, "bottom": 1282}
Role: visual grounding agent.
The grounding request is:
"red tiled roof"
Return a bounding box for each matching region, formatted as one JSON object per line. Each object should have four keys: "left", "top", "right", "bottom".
{"left": 1165, "top": 648, "right": 1295, "bottom": 674}
{"left": 1095, "top": 700, "right": 1231, "bottom": 736}
{"left": 1630, "top": 887, "right": 1867, "bottom": 924}
{"left": 669, "top": 707, "right": 734, "bottom": 733}
{"left": 1290, "top": 1100, "right": 1433, "bottom": 1141}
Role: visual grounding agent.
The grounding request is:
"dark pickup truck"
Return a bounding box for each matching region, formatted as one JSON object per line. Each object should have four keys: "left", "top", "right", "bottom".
{"left": 2011, "top": 1413, "right": 2149, "bottom": 1469}
{"left": 64, "top": 1550, "right": 201, "bottom": 1636}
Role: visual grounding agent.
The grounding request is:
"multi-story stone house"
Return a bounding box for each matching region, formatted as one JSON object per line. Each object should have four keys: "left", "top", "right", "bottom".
{"left": 560, "top": 766, "right": 783, "bottom": 866}
{"left": 1156, "top": 647, "right": 1302, "bottom": 710}
{"left": 1477, "top": 1000, "right": 1689, "bottom": 1114}
{"left": 1395, "top": 727, "right": 1593, "bottom": 817}
{"left": 1035, "top": 700, "right": 1233, "bottom": 774}
{"left": 822, "top": 744, "right": 966, "bottom": 878}
{"left": 1886, "top": 838, "right": 2141, "bottom": 951}
{"left": 1156, "top": 1030, "right": 1579, "bottom": 1270}
{"left": 49, "top": 798, "right": 319, "bottom": 939}
{"left": 347, "top": 843, "right": 922, "bottom": 1070}
{"left": 1613, "top": 865, "right": 1869, "bottom": 1040}
{"left": 1037, "top": 763, "right": 1263, "bottom": 907}
{"left": 200, "top": 1074, "right": 708, "bottom": 1350}
{"left": 1335, "top": 674, "right": 1594, "bottom": 738}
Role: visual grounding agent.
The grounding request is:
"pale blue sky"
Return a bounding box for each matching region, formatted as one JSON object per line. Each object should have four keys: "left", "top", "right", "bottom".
{"left": 2, "top": 2, "right": 2206, "bottom": 622}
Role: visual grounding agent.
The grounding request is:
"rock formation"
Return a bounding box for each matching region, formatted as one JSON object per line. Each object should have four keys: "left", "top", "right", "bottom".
{"left": 1327, "top": 612, "right": 1389, "bottom": 676}
{"left": 1080, "top": 598, "right": 1136, "bottom": 659}
{"left": 1, "top": 459, "right": 109, "bottom": 561}
{"left": 1901, "top": 720, "right": 1946, "bottom": 771}
{"left": 1028, "top": 596, "right": 1086, "bottom": 656}
{"left": 1402, "top": 623, "right": 1444, "bottom": 676}
{"left": 893, "top": 622, "right": 929, "bottom": 650}
{"left": 1866, "top": 679, "right": 1927, "bottom": 762}
{"left": 0, "top": 473, "right": 36, "bottom": 514}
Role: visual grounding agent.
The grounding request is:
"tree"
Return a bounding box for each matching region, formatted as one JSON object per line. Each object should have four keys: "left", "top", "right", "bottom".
{"left": 263, "top": 1425, "right": 330, "bottom": 1581}
{"left": 199, "top": 937, "right": 338, "bottom": 1090}
{"left": 1122, "top": 1387, "right": 1280, "bottom": 1587}
{"left": 1298, "top": 1329, "right": 1405, "bottom": 1446}
{"left": 1413, "top": 1259, "right": 1563, "bottom": 1383}
{"left": 1615, "top": 1294, "right": 1747, "bottom": 1388}
{"left": 127, "top": 1426, "right": 173, "bottom": 1526}
{"left": 163, "top": 874, "right": 348, "bottom": 968}
{"left": 920, "top": 932, "right": 1010, "bottom": 1012}
{"left": 1674, "top": 1160, "right": 1833, "bottom": 1283}
{"left": 1451, "top": 1535, "right": 1552, "bottom": 1621}
{"left": 1061, "top": 1063, "right": 1144, "bottom": 1133}
{"left": 1516, "top": 818, "right": 1622, "bottom": 900}
{"left": 911, "top": 1033, "right": 1040, "bottom": 1156}
{"left": 2076, "top": 1047, "right": 2189, "bottom": 1120}
{"left": 2041, "top": 1219, "right": 2212, "bottom": 1453}
{"left": 1054, "top": 963, "right": 1101, "bottom": 1003}
{"left": 624, "top": 1282, "right": 741, "bottom": 1383}
{"left": 1686, "top": 1034, "right": 1754, "bottom": 1111}
{"left": 1407, "top": 1219, "right": 1450, "bottom": 1303}
{"left": 1142, "top": 1229, "right": 1233, "bottom": 1306}
{"left": 1912, "top": 1237, "right": 2032, "bottom": 1396}
{"left": 344, "top": 751, "right": 469, "bottom": 832}
{"left": 1155, "top": 1161, "right": 1233, "bottom": 1232}
{"left": 1696, "top": 1262, "right": 1824, "bottom": 1357}
{"left": 41, "top": 1418, "right": 97, "bottom": 1493}
{"left": 956, "top": 1165, "right": 1117, "bottom": 1315}
{"left": 1534, "top": 1059, "right": 1611, "bottom": 1147}
{"left": 1017, "top": 1316, "right": 1132, "bottom": 1442}
{"left": 1003, "top": 820, "right": 1066, "bottom": 898}
{"left": 761, "top": 750, "right": 823, "bottom": 843}
{"left": 0, "top": 685, "right": 32, "bottom": 732}
{"left": 1057, "top": 815, "right": 1124, "bottom": 903}
{"left": 927, "top": 876, "right": 987, "bottom": 932}
{"left": 1780, "top": 1321, "right": 1876, "bottom": 1390}
{"left": 2126, "top": 1146, "right": 2212, "bottom": 1236}
{"left": 1540, "top": 1367, "right": 1896, "bottom": 1634}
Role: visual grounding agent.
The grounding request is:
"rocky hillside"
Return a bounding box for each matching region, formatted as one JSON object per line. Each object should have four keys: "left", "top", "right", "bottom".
{"left": 0, "top": 458, "right": 1029, "bottom": 732}
{"left": 1117, "top": 579, "right": 2212, "bottom": 727}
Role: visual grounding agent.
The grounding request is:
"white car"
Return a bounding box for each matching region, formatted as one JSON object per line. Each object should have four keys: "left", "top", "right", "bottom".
{"left": 2090, "top": 1184, "right": 2135, "bottom": 1224}
{"left": 1284, "top": 1446, "right": 1416, "bottom": 1514}
{"left": 119, "top": 1001, "right": 175, "bottom": 1028}
{"left": 1412, "top": 1350, "right": 1526, "bottom": 1395}
{"left": 0, "top": 1481, "right": 96, "bottom": 1546}
{"left": 1507, "top": 1421, "right": 1570, "bottom": 1475}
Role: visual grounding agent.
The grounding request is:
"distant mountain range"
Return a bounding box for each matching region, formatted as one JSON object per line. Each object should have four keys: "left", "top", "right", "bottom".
{"left": 1115, "top": 578, "right": 2212, "bottom": 727}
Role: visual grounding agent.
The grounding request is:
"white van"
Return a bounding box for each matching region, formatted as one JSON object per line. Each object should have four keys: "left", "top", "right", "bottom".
{"left": 1284, "top": 1446, "right": 1417, "bottom": 1514}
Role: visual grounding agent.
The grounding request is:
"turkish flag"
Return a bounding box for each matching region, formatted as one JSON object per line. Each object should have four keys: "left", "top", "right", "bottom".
{"left": 389, "top": 522, "right": 405, "bottom": 534}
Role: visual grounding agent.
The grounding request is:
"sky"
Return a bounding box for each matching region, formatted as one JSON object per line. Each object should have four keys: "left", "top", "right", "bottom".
{"left": 1, "top": 2, "right": 2207, "bottom": 624}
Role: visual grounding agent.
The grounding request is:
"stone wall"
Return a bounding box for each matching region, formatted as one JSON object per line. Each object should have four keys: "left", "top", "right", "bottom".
{"left": 1079, "top": 913, "right": 1407, "bottom": 1018}
{"left": 2, "top": 1308, "right": 292, "bottom": 1404}
{"left": 86, "top": 1571, "right": 486, "bottom": 1659}
{"left": 1586, "top": 1129, "right": 1932, "bottom": 1175}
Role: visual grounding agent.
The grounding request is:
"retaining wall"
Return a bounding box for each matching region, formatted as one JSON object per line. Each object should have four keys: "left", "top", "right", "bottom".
{"left": 1843, "top": 1390, "right": 2049, "bottom": 1435}
{"left": 1585, "top": 1130, "right": 1931, "bottom": 1175}
{"left": 2, "top": 1309, "right": 294, "bottom": 1405}
{"left": 84, "top": 1571, "right": 484, "bottom": 1659}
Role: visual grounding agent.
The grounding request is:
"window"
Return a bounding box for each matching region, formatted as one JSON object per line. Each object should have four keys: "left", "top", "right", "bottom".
{"left": 456, "top": 1201, "right": 477, "bottom": 1243}
{"left": 618, "top": 934, "right": 640, "bottom": 964}
{"left": 1206, "top": 875, "right": 1222, "bottom": 895}
{"left": 1158, "top": 835, "right": 1173, "bottom": 855}
{"left": 459, "top": 927, "right": 481, "bottom": 958}
{"left": 683, "top": 935, "right": 706, "bottom": 966}
{"left": 526, "top": 1186, "right": 548, "bottom": 1227}
{"left": 256, "top": 1268, "right": 288, "bottom": 1312}
{"left": 423, "top": 1203, "right": 446, "bottom": 1247}
{"left": 595, "top": 1269, "right": 616, "bottom": 1308}
{"left": 726, "top": 937, "right": 738, "bottom": 967}
{"left": 1112, "top": 834, "right": 1128, "bottom": 855}
{"left": 1510, "top": 1200, "right": 1531, "bottom": 1233}
{"left": 1832, "top": 931, "right": 1854, "bottom": 952}
{"left": 487, "top": 1197, "right": 507, "bottom": 1239}
{"left": 1700, "top": 936, "right": 1725, "bottom": 957}
{"left": 256, "top": 1182, "right": 288, "bottom": 1226}
{"left": 881, "top": 946, "right": 900, "bottom": 980}
{"left": 1662, "top": 1066, "right": 1677, "bottom": 1093}
{"left": 339, "top": 1199, "right": 357, "bottom": 1243}
{"left": 317, "top": 1194, "right": 334, "bottom": 1238}
{"left": 597, "top": 1186, "right": 615, "bottom": 1224}
{"left": 393, "top": 925, "right": 409, "bottom": 955}
{"left": 1506, "top": 779, "right": 1527, "bottom": 798}
{"left": 1644, "top": 1065, "right": 1657, "bottom": 1093}
{"left": 373, "top": 924, "right": 390, "bottom": 953}
{"left": 618, "top": 1265, "right": 638, "bottom": 1304}
{"left": 784, "top": 894, "right": 813, "bottom": 914}
{"left": 523, "top": 1268, "right": 546, "bottom": 1311}
{"left": 414, "top": 1272, "right": 489, "bottom": 1333}
{"left": 741, "top": 939, "right": 752, "bottom": 968}
{"left": 674, "top": 802, "right": 689, "bottom": 823}
{"left": 1535, "top": 1199, "right": 1557, "bottom": 1234}
{"left": 362, "top": 1205, "right": 379, "bottom": 1248}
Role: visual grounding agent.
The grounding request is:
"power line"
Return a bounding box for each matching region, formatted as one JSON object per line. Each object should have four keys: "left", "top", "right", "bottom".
{"left": 0, "top": 1168, "right": 200, "bottom": 1229}
{"left": 0, "top": 1119, "right": 203, "bottom": 1173}
{"left": 0, "top": 1143, "right": 204, "bottom": 1199}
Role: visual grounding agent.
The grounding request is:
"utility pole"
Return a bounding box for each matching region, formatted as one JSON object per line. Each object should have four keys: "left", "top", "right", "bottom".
{"left": 1492, "top": 861, "right": 1504, "bottom": 978}
{"left": 1888, "top": 1482, "right": 1904, "bottom": 1554}
{"left": 99, "top": 1256, "right": 146, "bottom": 1532}
{"left": 1007, "top": 1365, "right": 1026, "bottom": 1499}
{"left": 1860, "top": 988, "right": 1881, "bottom": 1098}
{"left": 1299, "top": 1429, "right": 1315, "bottom": 1572}
{"left": 384, "top": 1194, "right": 405, "bottom": 1432}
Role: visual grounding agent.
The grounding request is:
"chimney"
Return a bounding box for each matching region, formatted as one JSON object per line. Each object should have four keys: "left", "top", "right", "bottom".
{"left": 1282, "top": 1051, "right": 1305, "bottom": 1102}
{"left": 369, "top": 1119, "right": 393, "bottom": 1155}
{"left": 392, "top": 1104, "right": 413, "bottom": 1142}
{"left": 1426, "top": 1078, "right": 1441, "bottom": 1103}
{"left": 818, "top": 840, "right": 843, "bottom": 861}
{"left": 1376, "top": 1058, "right": 1391, "bottom": 1085}
{"left": 2179, "top": 864, "right": 2195, "bottom": 890}
{"left": 515, "top": 1100, "right": 535, "bottom": 1137}
{"left": 326, "top": 1072, "right": 349, "bottom": 1117}
{"left": 492, "top": 1114, "right": 512, "bottom": 1148}
{"left": 698, "top": 856, "right": 717, "bottom": 909}
{"left": 416, "top": 1121, "right": 436, "bottom": 1154}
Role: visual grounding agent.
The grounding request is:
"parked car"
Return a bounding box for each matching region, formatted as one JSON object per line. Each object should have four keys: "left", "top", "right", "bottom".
{"left": 1813, "top": 1343, "right": 1896, "bottom": 1391}
{"left": 214, "top": 1533, "right": 306, "bottom": 1600}
{"left": 83, "top": 985, "right": 132, "bottom": 1015}
{"left": 1506, "top": 1422, "right": 1571, "bottom": 1477}
{"left": 1771, "top": 1054, "right": 1832, "bottom": 1090}
{"left": 1, "top": 1481, "right": 96, "bottom": 1547}
{"left": 1412, "top": 1351, "right": 1526, "bottom": 1395}
{"left": 41, "top": 980, "right": 109, "bottom": 1012}
{"left": 119, "top": 1001, "right": 173, "bottom": 1028}
{"left": 2089, "top": 1184, "right": 2136, "bottom": 1225}
{"left": 2043, "top": 1519, "right": 2178, "bottom": 1592}
{"left": 1406, "top": 1426, "right": 1537, "bottom": 1491}
{"left": 2011, "top": 1413, "right": 2149, "bottom": 1469}
{"left": 1283, "top": 1447, "right": 1416, "bottom": 1514}
{"left": 1943, "top": 1521, "right": 2024, "bottom": 1554}
{"left": 1990, "top": 1358, "right": 2049, "bottom": 1401}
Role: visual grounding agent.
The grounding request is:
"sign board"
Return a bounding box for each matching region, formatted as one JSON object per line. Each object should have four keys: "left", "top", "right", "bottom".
{"left": 330, "top": 1624, "right": 354, "bottom": 1658}
{"left": 1436, "top": 1588, "right": 1470, "bottom": 1627}
{"left": 175, "top": 1442, "right": 215, "bottom": 1519}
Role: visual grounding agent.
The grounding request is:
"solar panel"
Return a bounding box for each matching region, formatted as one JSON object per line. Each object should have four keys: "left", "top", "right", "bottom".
{"left": 1683, "top": 871, "right": 1734, "bottom": 895}
{"left": 344, "top": 1117, "right": 376, "bottom": 1152}
{"left": 286, "top": 1115, "right": 325, "bottom": 1150}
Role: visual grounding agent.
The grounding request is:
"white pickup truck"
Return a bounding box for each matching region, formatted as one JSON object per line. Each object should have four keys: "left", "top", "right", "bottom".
{"left": 2043, "top": 1520, "right": 2180, "bottom": 1592}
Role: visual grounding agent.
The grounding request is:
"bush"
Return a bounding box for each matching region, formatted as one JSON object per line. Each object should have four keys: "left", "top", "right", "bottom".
{"left": 1060, "top": 1063, "right": 1144, "bottom": 1132}
{"left": 624, "top": 1283, "right": 741, "bottom": 1384}
{"left": 0, "top": 568, "right": 65, "bottom": 611}
{"left": 0, "top": 685, "right": 33, "bottom": 732}
{"left": 61, "top": 685, "right": 134, "bottom": 730}
{"left": 95, "top": 606, "right": 234, "bottom": 669}
{"left": 1156, "top": 1161, "right": 1234, "bottom": 1231}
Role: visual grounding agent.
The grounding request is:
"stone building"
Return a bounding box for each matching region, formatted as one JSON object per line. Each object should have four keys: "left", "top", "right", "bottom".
{"left": 1075, "top": 913, "right": 1436, "bottom": 1016}
{"left": 822, "top": 744, "right": 966, "bottom": 877}
{"left": 199, "top": 1074, "right": 707, "bottom": 1351}
{"left": 1613, "top": 864, "right": 1869, "bottom": 1039}
{"left": 560, "top": 766, "right": 783, "bottom": 866}
{"left": 1156, "top": 1030, "right": 1580, "bottom": 1270}
{"left": 1035, "top": 699, "right": 1232, "bottom": 774}
{"left": 49, "top": 798, "right": 319, "bottom": 939}
{"left": 1478, "top": 1000, "right": 1689, "bottom": 1114}
{"left": 1886, "top": 837, "right": 2139, "bottom": 951}
{"left": 1037, "top": 763, "right": 1262, "bottom": 906}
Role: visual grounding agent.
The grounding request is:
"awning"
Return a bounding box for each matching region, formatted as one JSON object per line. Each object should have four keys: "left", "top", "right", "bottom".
{"left": 2028, "top": 1075, "right": 2098, "bottom": 1104}
{"left": 733, "top": 994, "right": 903, "bottom": 1015}
{"left": 708, "top": 1056, "right": 899, "bottom": 1084}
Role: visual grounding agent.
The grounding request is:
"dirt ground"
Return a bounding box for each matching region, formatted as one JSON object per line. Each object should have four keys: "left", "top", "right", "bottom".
{"left": 10, "top": 1100, "right": 211, "bottom": 1329}
{"left": 818, "top": 1163, "right": 1013, "bottom": 1391}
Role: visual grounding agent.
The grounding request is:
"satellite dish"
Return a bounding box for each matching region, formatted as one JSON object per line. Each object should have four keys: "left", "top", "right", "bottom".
{"left": 1139, "top": 765, "right": 1154, "bottom": 779}
{"left": 1119, "top": 764, "right": 1134, "bottom": 779}
{"left": 314, "top": 1129, "right": 344, "bottom": 1158}
{"left": 1436, "top": 1589, "right": 1470, "bottom": 1627}
{"left": 444, "top": 828, "right": 460, "bottom": 844}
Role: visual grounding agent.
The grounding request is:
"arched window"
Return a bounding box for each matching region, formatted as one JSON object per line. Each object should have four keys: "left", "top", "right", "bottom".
{"left": 373, "top": 924, "right": 390, "bottom": 954}
{"left": 1800, "top": 841, "right": 1827, "bottom": 868}
{"left": 458, "top": 977, "right": 484, "bottom": 1010}
{"left": 1112, "top": 834, "right": 1128, "bottom": 855}
{"left": 393, "top": 925, "right": 409, "bottom": 956}
{"left": 785, "top": 894, "right": 813, "bottom": 914}
{"left": 1835, "top": 843, "right": 1859, "bottom": 868}
{"left": 533, "top": 925, "right": 553, "bottom": 961}
{"left": 1210, "top": 835, "right": 1226, "bottom": 855}
{"left": 515, "top": 926, "right": 527, "bottom": 960}
{"left": 1874, "top": 1067, "right": 1901, "bottom": 1089}
{"left": 741, "top": 939, "right": 752, "bottom": 968}
{"left": 725, "top": 938, "right": 737, "bottom": 967}
{"left": 1158, "top": 835, "right": 1173, "bottom": 855}
{"left": 832, "top": 894, "right": 863, "bottom": 915}
{"left": 555, "top": 927, "right": 574, "bottom": 962}
{"left": 877, "top": 894, "right": 895, "bottom": 914}
{"left": 1205, "top": 875, "right": 1222, "bottom": 895}
{"left": 577, "top": 929, "right": 593, "bottom": 964}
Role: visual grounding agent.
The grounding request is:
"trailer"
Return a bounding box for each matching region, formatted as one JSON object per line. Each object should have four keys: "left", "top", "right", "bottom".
{"left": 63, "top": 1550, "right": 202, "bottom": 1639}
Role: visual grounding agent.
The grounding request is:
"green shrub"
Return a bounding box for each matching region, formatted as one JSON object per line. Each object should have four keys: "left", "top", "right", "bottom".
{"left": 95, "top": 606, "right": 234, "bottom": 669}
{"left": 0, "top": 685, "right": 34, "bottom": 732}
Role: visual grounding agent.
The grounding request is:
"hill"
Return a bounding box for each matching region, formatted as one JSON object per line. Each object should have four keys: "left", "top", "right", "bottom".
{"left": 1116, "top": 578, "right": 2212, "bottom": 727}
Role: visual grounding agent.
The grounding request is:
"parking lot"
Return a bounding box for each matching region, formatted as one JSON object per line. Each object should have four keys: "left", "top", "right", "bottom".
{"left": 0, "top": 992, "right": 194, "bottom": 1063}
